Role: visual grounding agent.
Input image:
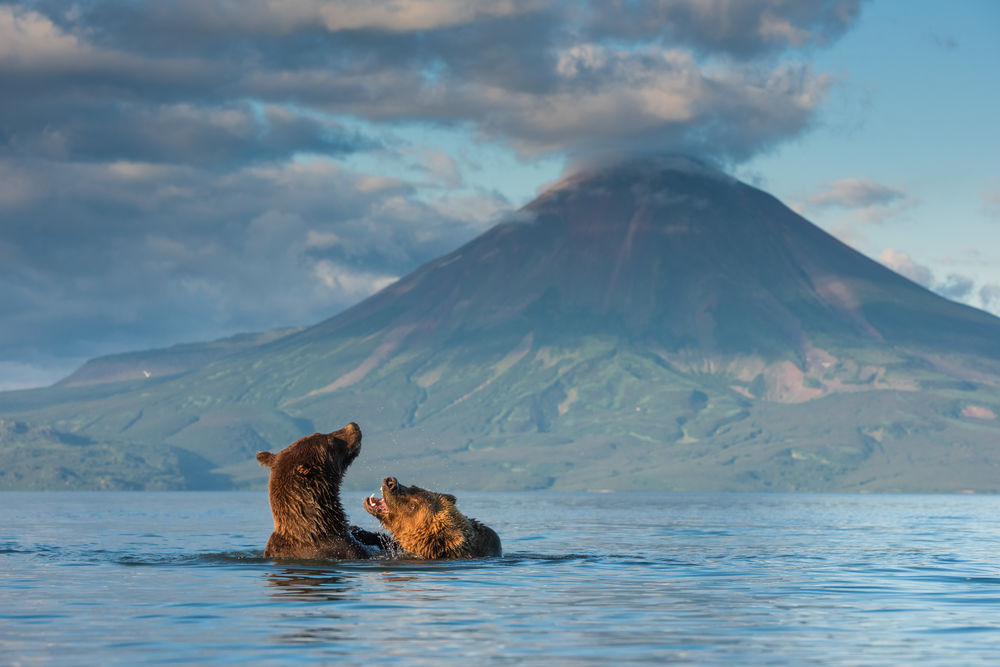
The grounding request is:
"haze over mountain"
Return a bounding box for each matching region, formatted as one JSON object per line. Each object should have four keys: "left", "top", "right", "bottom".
{"left": 3, "top": 157, "right": 1000, "bottom": 492}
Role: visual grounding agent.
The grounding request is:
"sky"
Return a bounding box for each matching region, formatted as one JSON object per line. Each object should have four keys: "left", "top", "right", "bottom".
{"left": 1, "top": 0, "right": 998, "bottom": 390}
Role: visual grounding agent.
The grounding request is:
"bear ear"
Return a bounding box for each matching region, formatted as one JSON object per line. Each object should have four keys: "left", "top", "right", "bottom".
{"left": 441, "top": 493, "right": 457, "bottom": 505}
{"left": 256, "top": 451, "right": 276, "bottom": 467}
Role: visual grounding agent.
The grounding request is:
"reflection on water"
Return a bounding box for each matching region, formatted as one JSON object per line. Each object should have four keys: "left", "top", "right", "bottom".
{"left": 265, "top": 567, "right": 353, "bottom": 647}
{"left": 3, "top": 491, "right": 1000, "bottom": 664}
{"left": 266, "top": 566, "right": 357, "bottom": 602}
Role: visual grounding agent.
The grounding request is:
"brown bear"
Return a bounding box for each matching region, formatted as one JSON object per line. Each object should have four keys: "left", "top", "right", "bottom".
{"left": 257, "top": 422, "right": 390, "bottom": 559}
{"left": 363, "top": 476, "right": 502, "bottom": 559}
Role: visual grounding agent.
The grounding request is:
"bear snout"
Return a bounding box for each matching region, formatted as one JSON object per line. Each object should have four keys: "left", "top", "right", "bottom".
{"left": 341, "top": 422, "right": 362, "bottom": 447}
{"left": 384, "top": 476, "right": 397, "bottom": 491}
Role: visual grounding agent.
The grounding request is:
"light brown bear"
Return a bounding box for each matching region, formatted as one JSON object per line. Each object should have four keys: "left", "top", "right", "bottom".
{"left": 257, "top": 422, "right": 390, "bottom": 559}
{"left": 364, "top": 476, "right": 501, "bottom": 559}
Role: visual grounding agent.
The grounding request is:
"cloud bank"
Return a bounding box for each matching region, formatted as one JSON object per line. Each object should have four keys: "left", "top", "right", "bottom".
{"left": 0, "top": 0, "right": 865, "bottom": 386}
{"left": 2, "top": 1, "right": 861, "bottom": 162}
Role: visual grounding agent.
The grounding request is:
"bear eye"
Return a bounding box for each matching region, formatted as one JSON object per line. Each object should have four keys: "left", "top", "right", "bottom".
{"left": 409, "top": 501, "right": 417, "bottom": 511}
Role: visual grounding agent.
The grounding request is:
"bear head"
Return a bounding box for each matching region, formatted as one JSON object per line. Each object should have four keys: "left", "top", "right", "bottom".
{"left": 364, "top": 476, "right": 466, "bottom": 558}
{"left": 257, "top": 422, "right": 362, "bottom": 549}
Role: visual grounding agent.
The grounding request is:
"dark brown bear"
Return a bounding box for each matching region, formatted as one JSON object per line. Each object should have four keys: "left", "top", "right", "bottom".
{"left": 364, "top": 476, "right": 501, "bottom": 559}
{"left": 257, "top": 422, "right": 389, "bottom": 559}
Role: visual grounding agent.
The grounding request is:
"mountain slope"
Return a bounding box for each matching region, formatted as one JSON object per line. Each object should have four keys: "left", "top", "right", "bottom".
{"left": 3, "top": 157, "right": 1000, "bottom": 491}
{"left": 56, "top": 328, "right": 302, "bottom": 388}
{"left": 302, "top": 157, "right": 1000, "bottom": 357}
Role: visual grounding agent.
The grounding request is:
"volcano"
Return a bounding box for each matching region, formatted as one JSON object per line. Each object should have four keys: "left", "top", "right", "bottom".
{"left": 3, "top": 157, "right": 1000, "bottom": 492}
{"left": 305, "top": 157, "right": 1000, "bottom": 359}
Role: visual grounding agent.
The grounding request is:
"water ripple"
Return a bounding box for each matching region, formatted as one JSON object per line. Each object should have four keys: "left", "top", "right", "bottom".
{"left": 3, "top": 491, "right": 1000, "bottom": 665}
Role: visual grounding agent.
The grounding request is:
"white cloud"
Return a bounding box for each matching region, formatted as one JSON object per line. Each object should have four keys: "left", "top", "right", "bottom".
{"left": 153, "top": 0, "right": 543, "bottom": 36}
{"left": 474, "top": 48, "right": 833, "bottom": 159}
{"left": 398, "top": 146, "right": 464, "bottom": 188}
{"left": 936, "top": 274, "right": 975, "bottom": 301}
{"left": 305, "top": 230, "right": 343, "bottom": 249}
{"left": 805, "top": 178, "right": 904, "bottom": 209}
{"left": 585, "top": 0, "right": 863, "bottom": 56}
{"left": 799, "top": 178, "right": 917, "bottom": 251}
{"left": 878, "top": 248, "right": 933, "bottom": 287}
{"left": 0, "top": 6, "right": 94, "bottom": 66}
{"left": 799, "top": 178, "right": 915, "bottom": 223}
{"left": 981, "top": 284, "right": 1000, "bottom": 315}
{"left": 878, "top": 248, "right": 999, "bottom": 315}
{"left": 309, "top": 0, "right": 539, "bottom": 33}
{"left": 1, "top": 2, "right": 860, "bottom": 165}
{"left": 0, "top": 154, "right": 490, "bottom": 375}
{"left": 314, "top": 260, "right": 398, "bottom": 297}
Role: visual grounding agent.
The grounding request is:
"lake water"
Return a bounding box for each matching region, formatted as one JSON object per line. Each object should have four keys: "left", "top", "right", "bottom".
{"left": 3, "top": 491, "right": 1000, "bottom": 665}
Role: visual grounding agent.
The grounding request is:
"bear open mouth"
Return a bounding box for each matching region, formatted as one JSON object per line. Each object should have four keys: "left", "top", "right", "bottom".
{"left": 365, "top": 494, "right": 389, "bottom": 515}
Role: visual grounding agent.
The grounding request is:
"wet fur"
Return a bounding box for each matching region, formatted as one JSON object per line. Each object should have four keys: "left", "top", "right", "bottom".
{"left": 365, "top": 479, "right": 501, "bottom": 559}
{"left": 257, "top": 423, "right": 390, "bottom": 559}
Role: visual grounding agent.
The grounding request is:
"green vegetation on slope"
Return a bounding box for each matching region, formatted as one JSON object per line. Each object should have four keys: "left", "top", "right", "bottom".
{"left": 3, "top": 328, "right": 998, "bottom": 492}
{"left": 4, "top": 159, "right": 1000, "bottom": 491}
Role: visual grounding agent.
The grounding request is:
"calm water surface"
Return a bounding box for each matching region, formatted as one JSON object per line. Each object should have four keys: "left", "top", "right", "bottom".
{"left": 2, "top": 491, "right": 1000, "bottom": 664}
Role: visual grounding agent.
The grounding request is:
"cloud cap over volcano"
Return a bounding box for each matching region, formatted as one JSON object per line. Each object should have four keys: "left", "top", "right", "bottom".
{"left": 0, "top": 0, "right": 866, "bottom": 387}
{"left": 2, "top": 1, "right": 862, "bottom": 162}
